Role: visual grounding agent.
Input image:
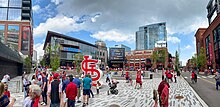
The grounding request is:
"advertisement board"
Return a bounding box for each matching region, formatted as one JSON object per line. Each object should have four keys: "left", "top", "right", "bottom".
{"left": 7, "top": 25, "right": 19, "bottom": 50}
{"left": 0, "top": 25, "right": 4, "bottom": 43}
{"left": 21, "top": 26, "right": 30, "bottom": 51}
{"left": 63, "top": 47, "right": 82, "bottom": 53}
{"left": 109, "top": 48, "right": 125, "bottom": 60}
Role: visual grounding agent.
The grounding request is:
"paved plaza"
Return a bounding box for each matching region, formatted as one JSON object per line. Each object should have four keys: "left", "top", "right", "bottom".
{"left": 8, "top": 73, "right": 208, "bottom": 107}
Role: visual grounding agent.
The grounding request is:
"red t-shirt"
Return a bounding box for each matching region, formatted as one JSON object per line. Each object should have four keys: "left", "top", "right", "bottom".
{"left": 4, "top": 91, "right": 10, "bottom": 98}
{"left": 66, "top": 82, "right": 77, "bottom": 100}
{"left": 136, "top": 71, "right": 142, "bottom": 82}
{"left": 191, "top": 73, "right": 195, "bottom": 79}
{"left": 125, "top": 72, "right": 129, "bottom": 77}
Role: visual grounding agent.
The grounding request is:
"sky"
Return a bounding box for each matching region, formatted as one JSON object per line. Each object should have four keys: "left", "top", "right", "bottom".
{"left": 33, "top": 0, "right": 209, "bottom": 66}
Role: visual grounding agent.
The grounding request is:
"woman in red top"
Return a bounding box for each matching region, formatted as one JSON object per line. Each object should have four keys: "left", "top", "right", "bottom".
{"left": 135, "top": 70, "right": 142, "bottom": 89}
{"left": 125, "top": 71, "right": 129, "bottom": 83}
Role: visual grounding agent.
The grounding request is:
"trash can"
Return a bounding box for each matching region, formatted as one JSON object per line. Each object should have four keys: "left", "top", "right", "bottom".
{"left": 150, "top": 74, "right": 153, "bottom": 79}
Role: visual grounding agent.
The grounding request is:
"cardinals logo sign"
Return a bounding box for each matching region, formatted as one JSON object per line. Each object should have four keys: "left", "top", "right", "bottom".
{"left": 81, "top": 56, "right": 103, "bottom": 86}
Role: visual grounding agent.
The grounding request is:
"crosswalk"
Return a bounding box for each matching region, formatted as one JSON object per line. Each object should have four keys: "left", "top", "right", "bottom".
{"left": 184, "top": 75, "right": 215, "bottom": 79}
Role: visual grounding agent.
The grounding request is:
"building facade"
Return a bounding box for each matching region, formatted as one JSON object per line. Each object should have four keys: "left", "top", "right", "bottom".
{"left": 95, "top": 40, "right": 108, "bottom": 70}
{"left": 115, "top": 44, "right": 131, "bottom": 52}
{"left": 136, "top": 22, "right": 167, "bottom": 50}
{"left": 0, "top": 0, "right": 33, "bottom": 56}
{"left": 43, "top": 31, "right": 98, "bottom": 67}
{"left": 195, "top": 0, "right": 220, "bottom": 69}
{"left": 125, "top": 50, "right": 153, "bottom": 70}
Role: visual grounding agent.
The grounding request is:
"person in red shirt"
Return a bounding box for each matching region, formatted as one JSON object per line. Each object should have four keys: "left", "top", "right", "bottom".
{"left": 4, "top": 84, "right": 10, "bottom": 99}
{"left": 157, "top": 76, "right": 170, "bottom": 106}
{"left": 135, "top": 70, "right": 142, "bottom": 89}
{"left": 191, "top": 71, "right": 195, "bottom": 83}
{"left": 66, "top": 75, "right": 77, "bottom": 107}
{"left": 125, "top": 71, "right": 129, "bottom": 83}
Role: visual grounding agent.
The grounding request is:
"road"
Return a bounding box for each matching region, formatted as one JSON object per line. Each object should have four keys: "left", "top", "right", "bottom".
{"left": 182, "top": 72, "right": 220, "bottom": 107}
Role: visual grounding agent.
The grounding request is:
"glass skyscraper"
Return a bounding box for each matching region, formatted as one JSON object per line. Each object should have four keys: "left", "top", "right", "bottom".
{"left": 136, "top": 22, "right": 167, "bottom": 50}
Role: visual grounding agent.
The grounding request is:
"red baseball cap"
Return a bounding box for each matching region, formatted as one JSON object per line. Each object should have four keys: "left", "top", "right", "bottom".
{"left": 53, "top": 73, "right": 59, "bottom": 79}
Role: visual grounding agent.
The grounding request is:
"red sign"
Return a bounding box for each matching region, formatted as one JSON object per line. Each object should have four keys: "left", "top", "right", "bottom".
{"left": 81, "top": 56, "right": 102, "bottom": 86}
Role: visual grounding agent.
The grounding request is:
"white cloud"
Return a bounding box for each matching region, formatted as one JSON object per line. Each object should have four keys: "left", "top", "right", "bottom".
{"left": 185, "top": 45, "right": 192, "bottom": 49}
{"left": 34, "top": 43, "right": 44, "bottom": 60}
{"left": 167, "top": 36, "right": 181, "bottom": 44}
{"left": 51, "top": 0, "right": 63, "bottom": 5}
{"left": 90, "top": 29, "right": 135, "bottom": 42}
{"left": 33, "top": 14, "right": 83, "bottom": 38}
{"left": 33, "top": 5, "right": 41, "bottom": 13}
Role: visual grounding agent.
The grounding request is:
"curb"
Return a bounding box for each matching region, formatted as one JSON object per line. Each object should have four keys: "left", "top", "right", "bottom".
{"left": 181, "top": 75, "right": 209, "bottom": 107}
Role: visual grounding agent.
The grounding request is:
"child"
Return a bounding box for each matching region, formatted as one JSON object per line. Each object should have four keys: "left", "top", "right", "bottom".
{"left": 4, "top": 84, "right": 10, "bottom": 99}
{"left": 153, "top": 89, "right": 158, "bottom": 107}
{"left": 96, "top": 81, "right": 100, "bottom": 94}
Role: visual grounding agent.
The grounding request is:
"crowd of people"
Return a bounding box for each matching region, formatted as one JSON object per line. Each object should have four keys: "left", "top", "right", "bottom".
{"left": 22, "top": 68, "right": 100, "bottom": 107}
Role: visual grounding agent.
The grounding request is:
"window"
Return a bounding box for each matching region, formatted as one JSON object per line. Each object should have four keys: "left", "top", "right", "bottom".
{"left": 0, "top": 25, "right": 5, "bottom": 43}
{"left": 0, "top": 0, "right": 8, "bottom": 7}
{"left": 9, "top": 0, "right": 22, "bottom": 7}
{"left": 0, "top": 8, "right": 7, "bottom": 20}
{"left": 8, "top": 9, "right": 21, "bottom": 21}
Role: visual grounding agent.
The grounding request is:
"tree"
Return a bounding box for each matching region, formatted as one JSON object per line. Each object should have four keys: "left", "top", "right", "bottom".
{"left": 197, "top": 47, "right": 206, "bottom": 71}
{"left": 40, "top": 57, "right": 46, "bottom": 67}
{"left": 151, "top": 51, "right": 158, "bottom": 68}
{"left": 49, "top": 44, "right": 60, "bottom": 72}
{"left": 73, "top": 53, "right": 84, "bottom": 74}
{"left": 175, "top": 50, "right": 180, "bottom": 75}
{"left": 191, "top": 55, "right": 197, "bottom": 70}
{"left": 24, "top": 56, "right": 32, "bottom": 73}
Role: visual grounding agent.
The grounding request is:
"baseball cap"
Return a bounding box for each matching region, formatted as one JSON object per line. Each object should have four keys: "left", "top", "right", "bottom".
{"left": 53, "top": 73, "right": 59, "bottom": 79}
{"left": 1, "top": 78, "right": 8, "bottom": 83}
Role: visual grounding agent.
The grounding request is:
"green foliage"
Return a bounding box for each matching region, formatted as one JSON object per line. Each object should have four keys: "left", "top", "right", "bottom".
{"left": 24, "top": 56, "right": 32, "bottom": 73}
{"left": 151, "top": 51, "right": 158, "bottom": 67}
{"left": 158, "top": 50, "right": 166, "bottom": 64}
{"left": 73, "top": 53, "right": 84, "bottom": 74}
{"left": 49, "top": 44, "right": 60, "bottom": 72}
{"left": 40, "top": 57, "right": 46, "bottom": 67}
{"left": 197, "top": 47, "right": 206, "bottom": 69}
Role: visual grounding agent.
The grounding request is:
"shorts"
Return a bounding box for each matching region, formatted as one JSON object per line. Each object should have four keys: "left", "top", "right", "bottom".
{"left": 63, "top": 92, "right": 68, "bottom": 102}
{"left": 136, "top": 80, "right": 142, "bottom": 85}
{"left": 83, "top": 89, "right": 90, "bottom": 95}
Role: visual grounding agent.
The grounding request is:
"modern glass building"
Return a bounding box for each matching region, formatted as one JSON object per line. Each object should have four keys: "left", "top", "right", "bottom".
{"left": 0, "top": 0, "right": 33, "bottom": 56}
{"left": 43, "top": 31, "right": 98, "bottom": 67}
{"left": 115, "top": 44, "right": 131, "bottom": 52}
{"left": 136, "top": 22, "right": 167, "bottom": 50}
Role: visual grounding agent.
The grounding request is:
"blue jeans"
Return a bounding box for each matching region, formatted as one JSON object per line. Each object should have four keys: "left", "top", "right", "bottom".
{"left": 50, "top": 103, "right": 60, "bottom": 107}
{"left": 216, "top": 81, "right": 220, "bottom": 90}
{"left": 68, "top": 99, "right": 75, "bottom": 107}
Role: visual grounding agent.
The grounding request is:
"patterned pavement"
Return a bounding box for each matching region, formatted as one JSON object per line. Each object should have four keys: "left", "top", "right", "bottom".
{"left": 8, "top": 73, "right": 208, "bottom": 107}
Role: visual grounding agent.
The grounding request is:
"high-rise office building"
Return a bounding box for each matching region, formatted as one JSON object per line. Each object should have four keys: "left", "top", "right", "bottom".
{"left": 0, "top": 0, "right": 33, "bottom": 56}
{"left": 136, "top": 22, "right": 167, "bottom": 50}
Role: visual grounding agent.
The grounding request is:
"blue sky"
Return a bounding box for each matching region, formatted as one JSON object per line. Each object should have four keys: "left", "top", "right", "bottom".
{"left": 33, "top": 0, "right": 209, "bottom": 66}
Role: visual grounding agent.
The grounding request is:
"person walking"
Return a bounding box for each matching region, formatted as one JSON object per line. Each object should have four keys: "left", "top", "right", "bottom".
{"left": 96, "top": 81, "right": 100, "bottom": 94}
{"left": 48, "top": 73, "right": 62, "bottom": 107}
{"left": 135, "top": 70, "right": 142, "bottom": 89}
{"left": 66, "top": 75, "right": 77, "bottom": 107}
{"left": 73, "top": 75, "right": 82, "bottom": 103}
{"left": 23, "top": 84, "right": 41, "bottom": 107}
{"left": 41, "top": 72, "right": 48, "bottom": 106}
{"left": 106, "top": 72, "right": 111, "bottom": 83}
{"left": 82, "top": 74, "right": 92, "bottom": 106}
{"left": 23, "top": 75, "right": 31, "bottom": 98}
{"left": 158, "top": 76, "right": 170, "bottom": 107}
{"left": 62, "top": 75, "right": 70, "bottom": 107}
{"left": 191, "top": 71, "right": 195, "bottom": 84}
{"left": 161, "top": 84, "right": 169, "bottom": 107}
{"left": 153, "top": 89, "right": 158, "bottom": 107}
{"left": 215, "top": 72, "right": 220, "bottom": 90}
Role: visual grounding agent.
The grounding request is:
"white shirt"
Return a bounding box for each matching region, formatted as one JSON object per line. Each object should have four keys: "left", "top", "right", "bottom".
{"left": 23, "top": 97, "right": 32, "bottom": 107}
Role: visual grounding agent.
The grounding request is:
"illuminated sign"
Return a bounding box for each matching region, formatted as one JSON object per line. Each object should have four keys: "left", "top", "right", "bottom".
{"left": 109, "top": 48, "right": 125, "bottom": 60}
{"left": 62, "top": 47, "right": 82, "bottom": 53}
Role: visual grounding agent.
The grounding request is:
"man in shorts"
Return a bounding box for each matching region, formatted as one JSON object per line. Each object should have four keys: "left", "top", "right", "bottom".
{"left": 82, "top": 74, "right": 92, "bottom": 106}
